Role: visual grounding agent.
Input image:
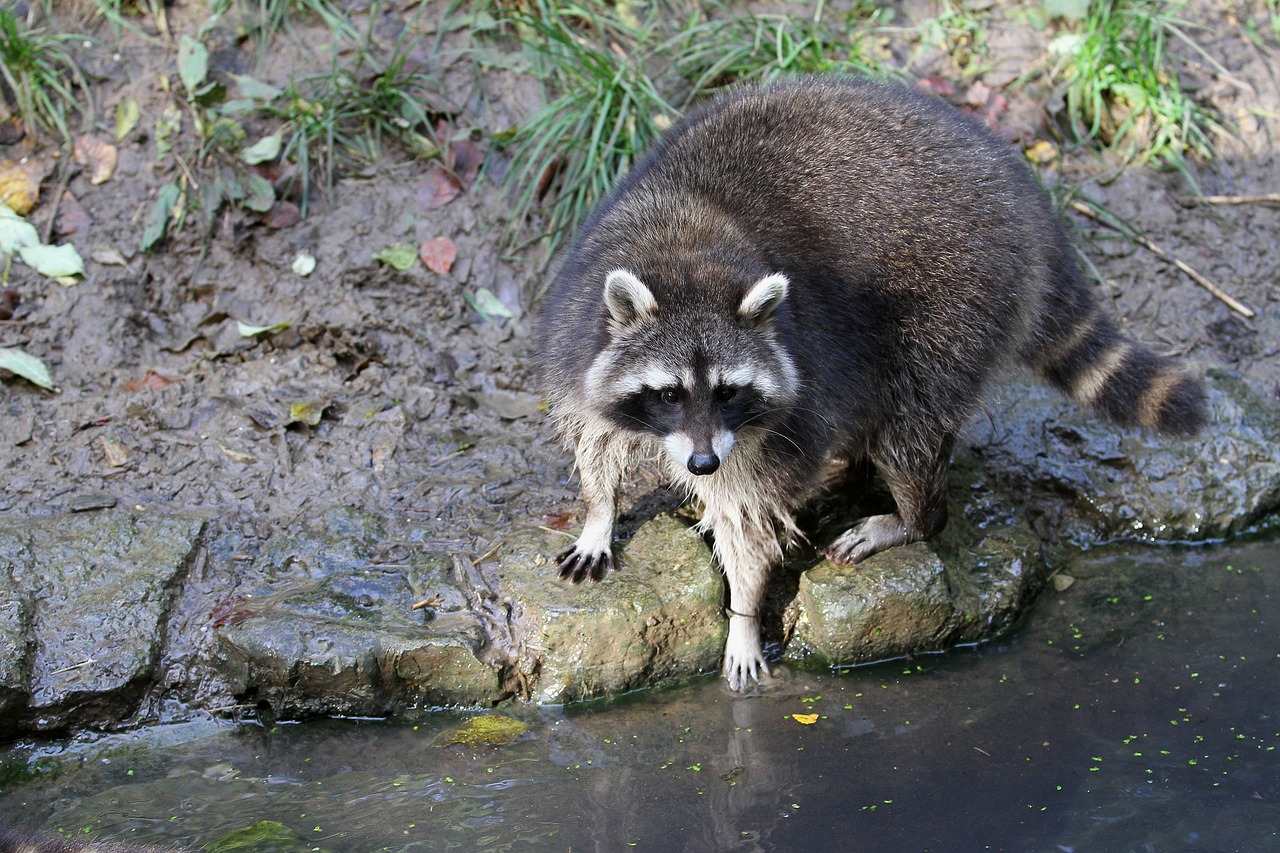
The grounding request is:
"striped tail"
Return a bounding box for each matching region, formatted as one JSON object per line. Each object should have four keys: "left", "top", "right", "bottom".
{"left": 1033, "top": 304, "right": 1206, "bottom": 435}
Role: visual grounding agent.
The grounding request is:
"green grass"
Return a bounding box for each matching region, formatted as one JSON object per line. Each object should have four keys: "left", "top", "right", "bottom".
{"left": 500, "top": 1, "right": 678, "bottom": 253}
{"left": 499, "top": 2, "right": 896, "bottom": 255}
{"left": 0, "top": 6, "right": 89, "bottom": 143}
{"left": 1047, "top": 0, "right": 1222, "bottom": 164}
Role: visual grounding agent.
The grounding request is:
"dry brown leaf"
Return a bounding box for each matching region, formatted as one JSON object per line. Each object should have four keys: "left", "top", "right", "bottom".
{"left": 0, "top": 158, "right": 48, "bottom": 214}
{"left": 417, "top": 166, "right": 461, "bottom": 211}
{"left": 56, "top": 190, "right": 91, "bottom": 236}
{"left": 263, "top": 200, "right": 300, "bottom": 229}
{"left": 96, "top": 435, "right": 130, "bottom": 468}
{"left": 419, "top": 236, "right": 457, "bottom": 275}
{"left": 74, "top": 135, "right": 118, "bottom": 185}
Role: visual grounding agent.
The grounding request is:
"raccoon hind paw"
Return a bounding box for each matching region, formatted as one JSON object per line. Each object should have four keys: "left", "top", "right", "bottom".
{"left": 555, "top": 544, "right": 614, "bottom": 583}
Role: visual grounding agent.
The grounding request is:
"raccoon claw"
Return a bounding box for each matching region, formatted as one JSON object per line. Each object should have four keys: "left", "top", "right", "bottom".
{"left": 555, "top": 545, "right": 613, "bottom": 583}
{"left": 723, "top": 612, "right": 768, "bottom": 691}
{"left": 824, "top": 514, "right": 910, "bottom": 565}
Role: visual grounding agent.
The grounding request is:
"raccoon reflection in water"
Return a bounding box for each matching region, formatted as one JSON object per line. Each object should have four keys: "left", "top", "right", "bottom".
{"left": 535, "top": 76, "right": 1205, "bottom": 691}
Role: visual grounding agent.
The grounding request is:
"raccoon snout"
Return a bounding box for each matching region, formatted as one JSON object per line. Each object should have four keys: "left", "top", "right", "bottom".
{"left": 687, "top": 452, "right": 720, "bottom": 475}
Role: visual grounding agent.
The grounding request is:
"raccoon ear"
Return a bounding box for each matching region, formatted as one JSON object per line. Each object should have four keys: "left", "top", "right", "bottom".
{"left": 738, "top": 273, "right": 789, "bottom": 327}
{"left": 603, "top": 268, "right": 658, "bottom": 331}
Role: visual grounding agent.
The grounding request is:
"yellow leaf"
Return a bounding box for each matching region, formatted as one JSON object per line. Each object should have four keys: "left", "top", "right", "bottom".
{"left": 0, "top": 159, "right": 43, "bottom": 214}
{"left": 1025, "top": 140, "right": 1059, "bottom": 166}
{"left": 792, "top": 713, "right": 819, "bottom": 725}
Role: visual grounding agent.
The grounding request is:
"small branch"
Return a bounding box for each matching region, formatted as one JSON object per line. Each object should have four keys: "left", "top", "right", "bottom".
{"left": 1178, "top": 193, "right": 1280, "bottom": 207}
{"left": 1069, "top": 201, "right": 1256, "bottom": 319}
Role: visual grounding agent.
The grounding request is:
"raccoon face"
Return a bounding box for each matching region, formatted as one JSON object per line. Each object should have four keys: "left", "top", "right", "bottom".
{"left": 589, "top": 268, "right": 797, "bottom": 476}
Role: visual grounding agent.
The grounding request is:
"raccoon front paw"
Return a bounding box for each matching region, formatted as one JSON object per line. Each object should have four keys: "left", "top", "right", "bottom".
{"left": 555, "top": 544, "right": 614, "bottom": 583}
{"left": 722, "top": 614, "right": 768, "bottom": 691}
{"left": 824, "top": 513, "right": 910, "bottom": 564}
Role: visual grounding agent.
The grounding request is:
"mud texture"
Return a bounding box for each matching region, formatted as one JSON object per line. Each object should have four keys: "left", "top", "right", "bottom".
{"left": 1, "top": 2, "right": 1279, "bottom": 737}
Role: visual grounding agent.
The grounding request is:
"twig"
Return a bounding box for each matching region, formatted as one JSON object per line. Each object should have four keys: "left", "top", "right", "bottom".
{"left": 1069, "top": 201, "right": 1256, "bottom": 319}
{"left": 472, "top": 541, "right": 504, "bottom": 566}
{"left": 1178, "top": 193, "right": 1280, "bottom": 207}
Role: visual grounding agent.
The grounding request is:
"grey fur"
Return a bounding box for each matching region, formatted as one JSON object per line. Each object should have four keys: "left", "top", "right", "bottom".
{"left": 536, "top": 76, "right": 1205, "bottom": 690}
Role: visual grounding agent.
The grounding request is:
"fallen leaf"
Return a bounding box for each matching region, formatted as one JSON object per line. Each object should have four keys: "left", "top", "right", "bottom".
{"left": 373, "top": 243, "right": 417, "bottom": 271}
{"left": 142, "top": 181, "right": 182, "bottom": 252}
{"left": 19, "top": 243, "right": 85, "bottom": 279}
{"left": 96, "top": 435, "right": 130, "bottom": 468}
{"left": 288, "top": 401, "right": 325, "bottom": 426}
{"left": 792, "top": 713, "right": 819, "bottom": 725}
{"left": 90, "top": 245, "right": 130, "bottom": 266}
{"left": 0, "top": 117, "right": 23, "bottom": 145}
{"left": 449, "top": 137, "right": 484, "bottom": 187}
{"left": 114, "top": 98, "right": 141, "bottom": 140}
{"left": 543, "top": 512, "right": 573, "bottom": 530}
{"left": 0, "top": 203, "right": 40, "bottom": 253}
{"left": 419, "top": 236, "right": 457, "bottom": 274}
{"left": 74, "top": 135, "right": 118, "bottom": 185}
{"left": 122, "top": 371, "right": 176, "bottom": 392}
{"left": 416, "top": 166, "right": 461, "bottom": 210}
{"left": 55, "top": 191, "right": 91, "bottom": 236}
{"left": 0, "top": 158, "right": 46, "bottom": 215}
{"left": 241, "top": 130, "right": 283, "bottom": 165}
{"left": 0, "top": 346, "right": 56, "bottom": 390}
{"left": 240, "top": 172, "right": 275, "bottom": 212}
{"left": 1052, "top": 573, "right": 1076, "bottom": 592}
{"left": 177, "top": 35, "right": 209, "bottom": 94}
{"left": 1025, "top": 139, "right": 1059, "bottom": 166}
{"left": 237, "top": 319, "right": 291, "bottom": 337}
{"left": 467, "top": 287, "right": 514, "bottom": 321}
{"left": 292, "top": 251, "right": 316, "bottom": 276}
{"left": 229, "top": 73, "right": 283, "bottom": 102}
{"left": 263, "top": 200, "right": 299, "bottom": 229}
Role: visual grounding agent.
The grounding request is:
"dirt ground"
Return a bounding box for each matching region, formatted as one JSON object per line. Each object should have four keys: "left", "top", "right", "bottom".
{"left": 1, "top": 0, "right": 1277, "bottom": 551}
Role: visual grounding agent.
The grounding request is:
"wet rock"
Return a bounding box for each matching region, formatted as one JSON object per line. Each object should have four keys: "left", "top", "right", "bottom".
{"left": 497, "top": 514, "right": 726, "bottom": 703}
{"left": 0, "top": 512, "right": 204, "bottom": 737}
{"left": 967, "top": 372, "right": 1280, "bottom": 542}
{"left": 214, "top": 509, "right": 502, "bottom": 715}
{"left": 786, "top": 517, "right": 1044, "bottom": 667}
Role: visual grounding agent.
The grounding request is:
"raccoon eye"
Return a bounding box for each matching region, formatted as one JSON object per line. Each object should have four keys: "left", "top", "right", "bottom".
{"left": 658, "top": 388, "right": 681, "bottom": 406}
{"left": 714, "top": 386, "right": 739, "bottom": 404}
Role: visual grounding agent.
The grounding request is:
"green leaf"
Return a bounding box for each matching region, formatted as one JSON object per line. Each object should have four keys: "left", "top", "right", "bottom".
{"left": 229, "top": 73, "right": 283, "bottom": 103}
{"left": 467, "top": 287, "right": 515, "bottom": 321}
{"left": 142, "top": 181, "right": 182, "bottom": 252}
{"left": 241, "top": 173, "right": 276, "bottom": 213}
{"left": 237, "top": 319, "right": 291, "bottom": 337}
{"left": 18, "top": 243, "right": 85, "bottom": 279}
{"left": 177, "top": 35, "right": 209, "bottom": 94}
{"left": 292, "top": 252, "right": 317, "bottom": 277}
{"left": 241, "top": 131, "right": 283, "bottom": 165}
{"left": 0, "top": 203, "right": 40, "bottom": 254}
{"left": 0, "top": 347, "right": 56, "bottom": 391}
{"left": 372, "top": 243, "right": 417, "bottom": 271}
{"left": 114, "top": 98, "right": 141, "bottom": 140}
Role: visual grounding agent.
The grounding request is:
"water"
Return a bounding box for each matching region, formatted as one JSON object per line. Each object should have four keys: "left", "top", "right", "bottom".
{"left": 2, "top": 533, "right": 1277, "bottom": 852}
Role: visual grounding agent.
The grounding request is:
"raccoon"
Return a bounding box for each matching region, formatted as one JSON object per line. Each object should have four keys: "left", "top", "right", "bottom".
{"left": 535, "top": 76, "right": 1205, "bottom": 691}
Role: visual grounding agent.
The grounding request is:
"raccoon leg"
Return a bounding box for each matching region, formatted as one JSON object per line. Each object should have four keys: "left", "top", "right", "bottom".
{"left": 557, "top": 432, "right": 623, "bottom": 583}
{"left": 825, "top": 431, "right": 955, "bottom": 565}
{"left": 713, "top": 516, "right": 781, "bottom": 690}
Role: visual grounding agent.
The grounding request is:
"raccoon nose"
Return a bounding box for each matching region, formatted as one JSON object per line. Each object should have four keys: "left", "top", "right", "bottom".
{"left": 687, "top": 453, "right": 720, "bottom": 475}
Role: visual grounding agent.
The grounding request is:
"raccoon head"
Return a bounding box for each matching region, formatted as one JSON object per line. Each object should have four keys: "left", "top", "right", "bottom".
{"left": 589, "top": 268, "right": 798, "bottom": 476}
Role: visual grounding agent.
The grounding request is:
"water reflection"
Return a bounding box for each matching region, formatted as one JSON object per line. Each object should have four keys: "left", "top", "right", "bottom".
{"left": 1, "top": 533, "right": 1277, "bottom": 851}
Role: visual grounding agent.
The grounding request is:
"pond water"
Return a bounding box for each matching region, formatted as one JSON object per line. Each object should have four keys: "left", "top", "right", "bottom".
{"left": 1, "top": 531, "right": 1277, "bottom": 852}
